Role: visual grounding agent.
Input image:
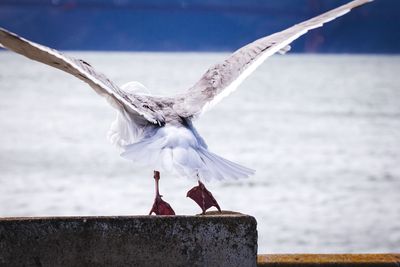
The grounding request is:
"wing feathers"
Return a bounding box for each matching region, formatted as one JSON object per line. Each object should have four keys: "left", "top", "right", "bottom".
{"left": 0, "top": 28, "right": 164, "bottom": 125}
{"left": 175, "top": 0, "right": 372, "bottom": 118}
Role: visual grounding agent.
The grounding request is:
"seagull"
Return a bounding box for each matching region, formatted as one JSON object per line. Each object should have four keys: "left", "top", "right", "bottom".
{"left": 0, "top": 0, "right": 371, "bottom": 215}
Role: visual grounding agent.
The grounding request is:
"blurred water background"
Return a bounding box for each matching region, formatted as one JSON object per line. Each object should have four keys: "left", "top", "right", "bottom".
{"left": 1, "top": 0, "right": 396, "bottom": 52}
{"left": 0, "top": 52, "right": 399, "bottom": 253}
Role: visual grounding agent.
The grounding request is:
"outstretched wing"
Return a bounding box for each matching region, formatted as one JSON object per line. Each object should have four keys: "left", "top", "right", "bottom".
{"left": 174, "top": 0, "right": 372, "bottom": 118}
{"left": 0, "top": 28, "right": 165, "bottom": 125}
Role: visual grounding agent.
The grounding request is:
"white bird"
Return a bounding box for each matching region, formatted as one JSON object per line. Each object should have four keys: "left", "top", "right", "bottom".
{"left": 0, "top": 0, "right": 372, "bottom": 215}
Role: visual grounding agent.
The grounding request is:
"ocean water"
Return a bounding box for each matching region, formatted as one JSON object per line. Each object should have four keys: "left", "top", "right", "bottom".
{"left": 0, "top": 52, "right": 399, "bottom": 253}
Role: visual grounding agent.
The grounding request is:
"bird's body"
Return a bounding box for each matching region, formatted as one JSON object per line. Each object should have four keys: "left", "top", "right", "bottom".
{"left": 108, "top": 83, "right": 254, "bottom": 182}
{"left": 0, "top": 0, "right": 372, "bottom": 214}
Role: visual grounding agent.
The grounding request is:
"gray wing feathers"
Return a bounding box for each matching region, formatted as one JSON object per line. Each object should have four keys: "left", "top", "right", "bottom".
{"left": 175, "top": 0, "right": 372, "bottom": 118}
{"left": 0, "top": 28, "right": 164, "bottom": 125}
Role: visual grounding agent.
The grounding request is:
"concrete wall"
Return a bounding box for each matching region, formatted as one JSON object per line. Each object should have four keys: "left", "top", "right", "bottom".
{"left": 0, "top": 213, "right": 257, "bottom": 267}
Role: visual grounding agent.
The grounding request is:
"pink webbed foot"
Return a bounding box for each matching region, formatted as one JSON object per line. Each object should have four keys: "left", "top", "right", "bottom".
{"left": 187, "top": 181, "right": 221, "bottom": 215}
{"left": 149, "top": 171, "right": 175, "bottom": 215}
{"left": 149, "top": 194, "right": 175, "bottom": 215}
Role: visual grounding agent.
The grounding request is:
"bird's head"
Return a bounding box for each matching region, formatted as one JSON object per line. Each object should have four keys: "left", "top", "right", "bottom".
{"left": 121, "top": 81, "right": 150, "bottom": 95}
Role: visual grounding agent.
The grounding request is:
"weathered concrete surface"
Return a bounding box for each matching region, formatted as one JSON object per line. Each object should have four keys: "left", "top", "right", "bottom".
{"left": 257, "top": 254, "right": 400, "bottom": 267}
{"left": 0, "top": 212, "right": 257, "bottom": 267}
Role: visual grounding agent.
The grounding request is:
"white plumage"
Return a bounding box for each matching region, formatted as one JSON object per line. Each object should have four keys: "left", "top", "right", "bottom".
{"left": 119, "top": 123, "right": 254, "bottom": 182}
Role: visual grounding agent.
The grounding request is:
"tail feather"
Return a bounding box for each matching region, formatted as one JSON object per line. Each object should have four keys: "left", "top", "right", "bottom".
{"left": 120, "top": 126, "right": 255, "bottom": 182}
{"left": 205, "top": 149, "right": 254, "bottom": 175}
{"left": 198, "top": 148, "right": 255, "bottom": 181}
{"left": 197, "top": 152, "right": 225, "bottom": 182}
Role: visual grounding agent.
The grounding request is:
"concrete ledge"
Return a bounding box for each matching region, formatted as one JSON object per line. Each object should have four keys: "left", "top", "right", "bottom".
{"left": 257, "top": 254, "right": 400, "bottom": 267}
{"left": 0, "top": 213, "right": 257, "bottom": 267}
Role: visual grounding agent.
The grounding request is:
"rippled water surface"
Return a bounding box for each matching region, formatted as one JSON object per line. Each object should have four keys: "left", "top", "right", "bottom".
{"left": 0, "top": 52, "right": 399, "bottom": 253}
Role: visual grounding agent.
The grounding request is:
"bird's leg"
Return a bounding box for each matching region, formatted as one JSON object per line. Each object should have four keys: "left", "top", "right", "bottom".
{"left": 187, "top": 180, "right": 221, "bottom": 215}
{"left": 149, "top": 171, "right": 175, "bottom": 215}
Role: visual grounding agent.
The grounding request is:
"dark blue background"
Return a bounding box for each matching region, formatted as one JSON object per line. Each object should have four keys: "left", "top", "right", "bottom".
{"left": 0, "top": 0, "right": 398, "bottom": 53}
